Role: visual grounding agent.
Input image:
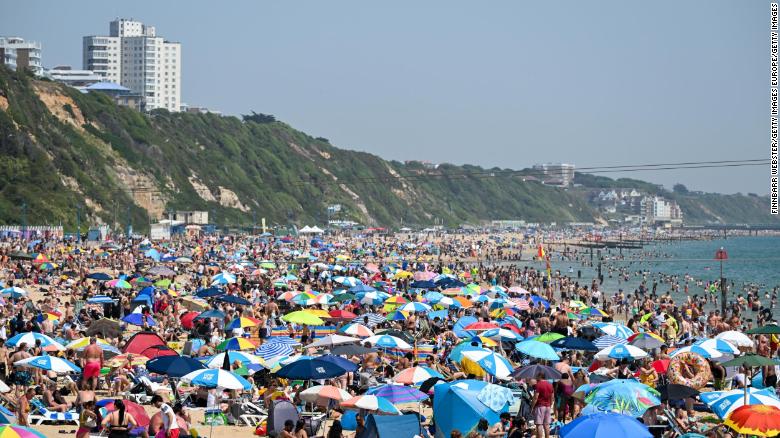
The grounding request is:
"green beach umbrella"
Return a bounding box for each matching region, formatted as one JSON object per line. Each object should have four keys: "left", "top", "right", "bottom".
{"left": 721, "top": 353, "right": 779, "bottom": 368}
{"left": 536, "top": 332, "right": 565, "bottom": 343}
{"left": 746, "top": 325, "right": 780, "bottom": 335}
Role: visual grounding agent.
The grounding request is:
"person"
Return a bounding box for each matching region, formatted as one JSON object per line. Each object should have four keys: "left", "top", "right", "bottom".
{"left": 44, "top": 381, "right": 72, "bottom": 412}
{"left": 152, "top": 394, "right": 180, "bottom": 438}
{"left": 488, "top": 412, "right": 511, "bottom": 438}
{"left": 327, "top": 419, "right": 343, "bottom": 438}
{"left": 82, "top": 337, "right": 103, "bottom": 391}
{"left": 16, "top": 387, "right": 34, "bottom": 427}
{"left": 282, "top": 419, "right": 296, "bottom": 438}
{"left": 77, "top": 400, "right": 98, "bottom": 438}
{"left": 295, "top": 419, "right": 308, "bottom": 438}
{"left": 531, "top": 373, "right": 553, "bottom": 438}
{"left": 476, "top": 419, "right": 490, "bottom": 437}
{"left": 355, "top": 413, "right": 365, "bottom": 436}
{"left": 639, "top": 358, "right": 658, "bottom": 388}
{"left": 451, "top": 430, "right": 463, "bottom": 438}
{"left": 101, "top": 399, "right": 138, "bottom": 438}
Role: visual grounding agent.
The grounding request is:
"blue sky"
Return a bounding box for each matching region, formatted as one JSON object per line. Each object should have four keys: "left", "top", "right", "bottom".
{"left": 3, "top": 1, "right": 769, "bottom": 194}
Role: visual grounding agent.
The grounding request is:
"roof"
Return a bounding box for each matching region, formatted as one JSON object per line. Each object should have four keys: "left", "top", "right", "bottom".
{"left": 85, "top": 82, "right": 131, "bottom": 92}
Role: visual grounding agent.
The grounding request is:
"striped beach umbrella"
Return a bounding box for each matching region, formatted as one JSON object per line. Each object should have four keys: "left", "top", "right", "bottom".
{"left": 365, "top": 335, "right": 412, "bottom": 350}
{"left": 695, "top": 338, "right": 740, "bottom": 355}
{"left": 226, "top": 317, "right": 260, "bottom": 330}
{"left": 483, "top": 328, "right": 524, "bottom": 342}
{"left": 351, "top": 313, "right": 386, "bottom": 328}
{"left": 277, "top": 291, "right": 301, "bottom": 301}
{"left": 255, "top": 342, "right": 296, "bottom": 361}
{"left": 340, "top": 323, "right": 374, "bottom": 338}
{"left": 0, "top": 425, "right": 49, "bottom": 438}
{"left": 300, "top": 385, "right": 352, "bottom": 404}
{"left": 670, "top": 344, "right": 722, "bottom": 359}
{"left": 595, "top": 344, "right": 649, "bottom": 361}
{"left": 204, "top": 351, "right": 264, "bottom": 368}
{"left": 393, "top": 366, "right": 445, "bottom": 385}
{"left": 593, "top": 322, "right": 634, "bottom": 339}
{"left": 367, "top": 384, "right": 429, "bottom": 403}
{"left": 461, "top": 350, "right": 514, "bottom": 380}
{"left": 399, "top": 302, "right": 432, "bottom": 313}
{"left": 594, "top": 335, "right": 629, "bottom": 349}
{"left": 341, "top": 395, "right": 401, "bottom": 415}
{"left": 700, "top": 387, "right": 780, "bottom": 419}
{"left": 210, "top": 272, "right": 237, "bottom": 285}
{"left": 107, "top": 279, "right": 132, "bottom": 289}
{"left": 7, "top": 332, "right": 64, "bottom": 351}
{"left": 216, "top": 337, "right": 257, "bottom": 351}
{"left": 65, "top": 337, "right": 111, "bottom": 350}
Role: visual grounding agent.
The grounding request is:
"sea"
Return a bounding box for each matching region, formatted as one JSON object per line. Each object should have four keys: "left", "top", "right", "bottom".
{"left": 534, "top": 235, "right": 780, "bottom": 315}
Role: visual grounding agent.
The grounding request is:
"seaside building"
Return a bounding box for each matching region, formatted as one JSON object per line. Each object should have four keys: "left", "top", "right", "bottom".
{"left": 162, "top": 210, "right": 209, "bottom": 225}
{"left": 45, "top": 65, "right": 104, "bottom": 87}
{"left": 83, "top": 18, "right": 181, "bottom": 112}
{"left": 641, "top": 196, "right": 683, "bottom": 225}
{"left": 0, "top": 37, "right": 42, "bottom": 75}
{"left": 532, "top": 163, "right": 575, "bottom": 187}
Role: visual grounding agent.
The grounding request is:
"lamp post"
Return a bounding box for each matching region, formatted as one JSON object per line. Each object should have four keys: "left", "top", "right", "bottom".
{"left": 714, "top": 247, "right": 728, "bottom": 314}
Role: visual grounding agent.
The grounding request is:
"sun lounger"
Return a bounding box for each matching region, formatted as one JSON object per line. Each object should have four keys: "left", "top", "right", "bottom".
{"left": 28, "top": 398, "right": 79, "bottom": 426}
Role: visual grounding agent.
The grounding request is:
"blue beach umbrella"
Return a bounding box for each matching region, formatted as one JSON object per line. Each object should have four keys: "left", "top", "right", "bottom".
{"left": 181, "top": 368, "right": 251, "bottom": 390}
{"left": 147, "top": 355, "right": 206, "bottom": 378}
{"left": 560, "top": 412, "right": 652, "bottom": 438}
{"left": 699, "top": 387, "right": 780, "bottom": 418}
{"left": 121, "top": 313, "right": 156, "bottom": 327}
{"left": 367, "top": 384, "right": 428, "bottom": 403}
{"left": 194, "top": 309, "right": 225, "bottom": 320}
{"left": 255, "top": 342, "right": 296, "bottom": 361}
{"left": 275, "top": 358, "right": 348, "bottom": 379}
{"left": 515, "top": 340, "right": 560, "bottom": 361}
{"left": 196, "top": 287, "right": 225, "bottom": 298}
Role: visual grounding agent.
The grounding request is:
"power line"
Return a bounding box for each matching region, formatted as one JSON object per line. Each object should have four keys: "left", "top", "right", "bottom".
{"left": 291, "top": 159, "right": 769, "bottom": 187}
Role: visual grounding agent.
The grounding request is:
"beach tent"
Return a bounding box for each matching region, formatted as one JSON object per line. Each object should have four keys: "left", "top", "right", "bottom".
{"left": 299, "top": 226, "right": 314, "bottom": 234}
{"left": 123, "top": 331, "right": 166, "bottom": 355}
{"left": 433, "top": 380, "right": 506, "bottom": 438}
{"left": 357, "top": 414, "right": 423, "bottom": 438}
{"left": 267, "top": 400, "right": 299, "bottom": 438}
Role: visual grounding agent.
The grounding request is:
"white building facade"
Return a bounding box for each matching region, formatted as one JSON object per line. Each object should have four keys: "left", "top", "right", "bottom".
{"left": 83, "top": 19, "right": 181, "bottom": 112}
{"left": 532, "top": 163, "right": 576, "bottom": 187}
{"left": 0, "top": 37, "right": 42, "bottom": 75}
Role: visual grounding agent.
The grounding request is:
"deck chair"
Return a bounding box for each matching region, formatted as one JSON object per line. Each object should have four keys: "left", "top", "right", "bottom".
{"left": 228, "top": 400, "right": 267, "bottom": 426}
{"left": 28, "top": 398, "right": 79, "bottom": 425}
{"left": 662, "top": 408, "right": 685, "bottom": 437}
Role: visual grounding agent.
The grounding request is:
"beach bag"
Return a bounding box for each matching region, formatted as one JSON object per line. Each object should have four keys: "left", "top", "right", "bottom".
{"left": 204, "top": 409, "right": 228, "bottom": 426}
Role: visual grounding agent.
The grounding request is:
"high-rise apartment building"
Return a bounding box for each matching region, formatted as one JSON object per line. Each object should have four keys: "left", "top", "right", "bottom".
{"left": 0, "top": 37, "right": 42, "bottom": 75}
{"left": 532, "top": 163, "right": 576, "bottom": 187}
{"left": 83, "top": 19, "right": 181, "bottom": 112}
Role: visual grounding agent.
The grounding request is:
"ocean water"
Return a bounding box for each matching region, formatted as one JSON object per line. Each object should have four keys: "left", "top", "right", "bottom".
{"left": 537, "top": 236, "right": 780, "bottom": 309}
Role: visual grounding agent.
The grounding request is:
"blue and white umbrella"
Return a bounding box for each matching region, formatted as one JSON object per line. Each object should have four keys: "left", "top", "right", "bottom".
{"left": 364, "top": 335, "right": 412, "bottom": 350}
{"left": 211, "top": 272, "right": 237, "bottom": 285}
{"left": 333, "top": 276, "right": 361, "bottom": 287}
{"left": 87, "top": 295, "right": 116, "bottom": 304}
{"left": 423, "top": 292, "right": 444, "bottom": 304}
{"left": 352, "top": 313, "right": 386, "bottom": 328}
{"left": 700, "top": 387, "right": 780, "bottom": 418}
{"left": 483, "top": 328, "right": 524, "bottom": 342}
{"left": 359, "top": 292, "right": 389, "bottom": 306}
{"left": 593, "top": 335, "right": 629, "bottom": 349}
{"left": 0, "top": 286, "right": 27, "bottom": 298}
{"left": 14, "top": 355, "right": 81, "bottom": 373}
{"left": 204, "top": 351, "right": 264, "bottom": 369}
{"left": 256, "top": 342, "right": 296, "bottom": 361}
{"left": 461, "top": 350, "right": 513, "bottom": 380}
{"left": 181, "top": 368, "right": 252, "bottom": 390}
{"left": 266, "top": 336, "right": 301, "bottom": 346}
{"left": 515, "top": 340, "right": 560, "bottom": 361}
{"left": 7, "top": 332, "right": 65, "bottom": 351}
{"left": 471, "top": 295, "right": 490, "bottom": 303}
{"left": 669, "top": 344, "right": 722, "bottom": 359}
{"left": 399, "top": 302, "right": 432, "bottom": 313}
{"left": 593, "top": 322, "right": 634, "bottom": 339}
{"left": 595, "top": 344, "right": 648, "bottom": 361}
{"left": 694, "top": 338, "right": 739, "bottom": 355}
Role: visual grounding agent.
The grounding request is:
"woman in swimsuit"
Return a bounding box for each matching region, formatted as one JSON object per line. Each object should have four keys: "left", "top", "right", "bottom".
{"left": 101, "top": 399, "right": 138, "bottom": 438}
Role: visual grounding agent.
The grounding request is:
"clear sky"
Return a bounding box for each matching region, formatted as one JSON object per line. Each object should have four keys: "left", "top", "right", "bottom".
{"left": 3, "top": 1, "right": 769, "bottom": 194}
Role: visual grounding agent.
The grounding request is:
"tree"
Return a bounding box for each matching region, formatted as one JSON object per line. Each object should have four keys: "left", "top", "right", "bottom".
{"left": 241, "top": 111, "right": 276, "bottom": 124}
{"left": 673, "top": 183, "right": 689, "bottom": 194}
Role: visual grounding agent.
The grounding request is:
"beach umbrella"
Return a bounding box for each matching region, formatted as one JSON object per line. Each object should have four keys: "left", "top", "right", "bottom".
{"left": 423, "top": 291, "right": 444, "bottom": 304}
{"left": 334, "top": 276, "right": 361, "bottom": 287}
{"left": 216, "top": 337, "right": 257, "bottom": 351}
{"left": 147, "top": 266, "right": 176, "bottom": 276}
{"left": 723, "top": 404, "right": 780, "bottom": 437}
{"left": 592, "top": 322, "right": 634, "bottom": 339}
{"left": 746, "top": 324, "right": 780, "bottom": 335}
{"left": 121, "top": 313, "right": 156, "bottom": 327}
{"left": 700, "top": 387, "right": 780, "bottom": 419}
{"left": 255, "top": 341, "right": 296, "bottom": 361}
{"left": 14, "top": 355, "right": 81, "bottom": 373}
{"left": 593, "top": 335, "right": 628, "bottom": 349}
{"left": 87, "top": 272, "right": 113, "bottom": 281}
{"left": 515, "top": 340, "right": 560, "bottom": 361}
{"left": 194, "top": 309, "right": 225, "bottom": 320}
{"left": 300, "top": 385, "right": 352, "bottom": 405}
{"left": 715, "top": 330, "right": 755, "bottom": 348}
{"left": 331, "top": 292, "right": 356, "bottom": 303}
{"left": 550, "top": 337, "right": 597, "bottom": 351}
{"left": 375, "top": 329, "right": 415, "bottom": 344}
{"left": 309, "top": 334, "right": 360, "bottom": 348}
{"left": 65, "top": 337, "right": 111, "bottom": 350}
{"left": 351, "top": 313, "right": 386, "bottom": 328}
{"left": 535, "top": 332, "right": 565, "bottom": 343}
{"left": 483, "top": 328, "right": 524, "bottom": 342}
{"left": 359, "top": 292, "right": 388, "bottom": 306}
{"left": 6, "top": 332, "right": 65, "bottom": 351}
{"left": 147, "top": 355, "right": 206, "bottom": 377}
{"left": 154, "top": 279, "right": 173, "bottom": 288}
{"left": 205, "top": 351, "right": 264, "bottom": 369}
{"left": 328, "top": 309, "right": 357, "bottom": 321}
{"left": 394, "top": 366, "right": 445, "bottom": 385}
{"left": 626, "top": 332, "right": 665, "bottom": 349}
{"left": 721, "top": 353, "right": 779, "bottom": 368}
{"left": 385, "top": 295, "right": 408, "bottom": 305}
{"left": 595, "top": 344, "right": 648, "bottom": 361}
{"left": 85, "top": 318, "right": 121, "bottom": 338}
{"left": 318, "top": 354, "right": 359, "bottom": 372}
{"left": 0, "top": 287, "right": 27, "bottom": 298}
{"left": 367, "top": 384, "right": 429, "bottom": 403}
{"left": 656, "top": 384, "right": 700, "bottom": 402}
{"left": 584, "top": 379, "right": 661, "bottom": 417}
{"left": 216, "top": 295, "right": 252, "bottom": 306}
{"left": 181, "top": 368, "right": 252, "bottom": 390}
{"left": 670, "top": 344, "right": 723, "bottom": 359}
{"left": 461, "top": 350, "right": 514, "bottom": 380}
{"left": 364, "top": 335, "right": 412, "bottom": 350}
{"left": 339, "top": 323, "right": 374, "bottom": 338}
{"left": 560, "top": 412, "right": 652, "bottom": 438}
{"left": 341, "top": 395, "right": 401, "bottom": 415}
{"left": 291, "top": 291, "right": 318, "bottom": 305}
{"left": 695, "top": 338, "right": 740, "bottom": 355}
{"left": 107, "top": 279, "right": 132, "bottom": 289}
{"left": 179, "top": 311, "right": 199, "bottom": 330}
{"left": 210, "top": 272, "right": 236, "bottom": 285}
{"left": 195, "top": 287, "right": 225, "bottom": 298}
{"left": 464, "top": 321, "right": 499, "bottom": 331}
{"left": 282, "top": 311, "right": 324, "bottom": 325}
{"left": 511, "top": 364, "right": 562, "bottom": 380}
{"left": 399, "top": 302, "right": 432, "bottom": 313}
{"left": 278, "top": 291, "right": 301, "bottom": 301}
{"left": 0, "top": 425, "right": 49, "bottom": 438}
{"left": 275, "top": 358, "right": 348, "bottom": 379}
{"left": 86, "top": 295, "right": 115, "bottom": 304}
